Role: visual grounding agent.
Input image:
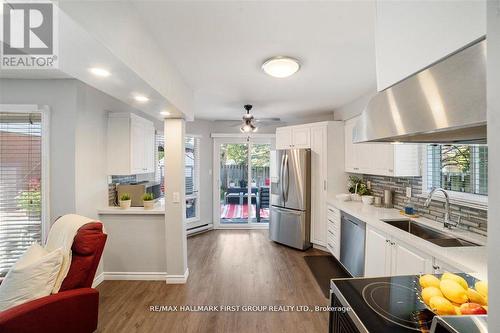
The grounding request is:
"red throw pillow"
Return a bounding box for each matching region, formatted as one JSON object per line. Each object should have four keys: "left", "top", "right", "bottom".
{"left": 59, "top": 223, "right": 105, "bottom": 291}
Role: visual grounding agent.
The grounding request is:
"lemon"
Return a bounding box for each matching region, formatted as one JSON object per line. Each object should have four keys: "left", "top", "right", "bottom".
{"left": 421, "top": 286, "right": 443, "bottom": 305}
{"left": 440, "top": 279, "right": 468, "bottom": 304}
{"left": 429, "top": 296, "right": 456, "bottom": 315}
{"left": 419, "top": 274, "right": 441, "bottom": 288}
{"left": 475, "top": 280, "right": 488, "bottom": 298}
{"left": 467, "top": 288, "right": 487, "bottom": 305}
{"left": 441, "top": 272, "right": 468, "bottom": 290}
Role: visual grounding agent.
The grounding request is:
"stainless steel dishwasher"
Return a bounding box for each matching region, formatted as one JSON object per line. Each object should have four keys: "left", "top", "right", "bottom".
{"left": 340, "top": 212, "right": 366, "bottom": 277}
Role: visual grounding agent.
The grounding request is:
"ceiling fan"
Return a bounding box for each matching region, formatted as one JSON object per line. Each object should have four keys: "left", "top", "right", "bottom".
{"left": 217, "top": 105, "right": 282, "bottom": 132}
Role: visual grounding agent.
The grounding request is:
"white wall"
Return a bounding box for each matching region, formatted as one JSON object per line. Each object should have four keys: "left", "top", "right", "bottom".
{"left": 333, "top": 91, "right": 374, "bottom": 121}
{"left": 0, "top": 79, "right": 78, "bottom": 220}
{"left": 0, "top": 78, "right": 156, "bottom": 222}
{"left": 487, "top": 0, "right": 500, "bottom": 327}
{"left": 376, "top": 0, "right": 486, "bottom": 91}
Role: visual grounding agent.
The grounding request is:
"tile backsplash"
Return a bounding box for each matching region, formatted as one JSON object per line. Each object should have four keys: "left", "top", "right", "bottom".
{"left": 361, "top": 175, "right": 487, "bottom": 237}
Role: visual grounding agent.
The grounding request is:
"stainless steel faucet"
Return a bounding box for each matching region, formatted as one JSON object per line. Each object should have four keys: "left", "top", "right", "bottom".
{"left": 424, "top": 188, "right": 456, "bottom": 229}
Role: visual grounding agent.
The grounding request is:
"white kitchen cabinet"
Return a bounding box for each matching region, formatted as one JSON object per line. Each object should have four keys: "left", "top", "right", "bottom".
{"left": 365, "top": 225, "right": 433, "bottom": 277}
{"left": 326, "top": 205, "right": 341, "bottom": 259}
{"left": 275, "top": 127, "right": 293, "bottom": 149}
{"left": 375, "top": 1, "right": 485, "bottom": 91}
{"left": 275, "top": 126, "right": 311, "bottom": 149}
{"left": 107, "top": 113, "right": 156, "bottom": 175}
{"left": 291, "top": 127, "right": 311, "bottom": 148}
{"left": 344, "top": 117, "right": 419, "bottom": 177}
{"left": 275, "top": 122, "right": 344, "bottom": 247}
{"left": 432, "top": 259, "right": 463, "bottom": 275}
{"left": 310, "top": 125, "right": 327, "bottom": 246}
{"left": 364, "top": 226, "right": 392, "bottom": 277}
{"left": 391, "top": 240, "right": 434, "bottom": 276}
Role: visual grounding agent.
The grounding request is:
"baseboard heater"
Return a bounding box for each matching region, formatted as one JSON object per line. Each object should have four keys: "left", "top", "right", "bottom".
{"left": 187, "top": 223, "right": 213, "bottom": 236}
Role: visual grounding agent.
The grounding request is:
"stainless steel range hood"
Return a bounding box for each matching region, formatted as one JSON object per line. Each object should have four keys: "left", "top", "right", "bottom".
{"left": 353, "top": 38, "right": 486, "bottom": 144}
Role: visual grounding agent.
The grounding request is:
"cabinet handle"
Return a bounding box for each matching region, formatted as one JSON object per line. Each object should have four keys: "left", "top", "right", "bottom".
{"left": 388, "top": 169, "right": 394, "bottom": 173}
{"left": 390, "top": 241, "right": 395, "bottom": 245}
{"left": 385, "top": 239, "right": 390, "bottom": 243}
{"left": 433, "top": 265, "right": 440, "bottom": 270}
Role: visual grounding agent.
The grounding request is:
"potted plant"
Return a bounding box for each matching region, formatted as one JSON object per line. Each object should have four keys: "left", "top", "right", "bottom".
{"left": 142, "top": 192, "right": 155, "bottom": 210}
{"left": 358, "top": 183, "right": 374, "bottom": 205}
{"left": 348, "top": 176, "right": 363, "bottom": 201}
{"left": 119, "top": 193, "right": 131, "bottom": 209}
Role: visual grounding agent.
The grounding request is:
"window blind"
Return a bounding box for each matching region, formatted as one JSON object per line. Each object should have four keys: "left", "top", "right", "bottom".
{"left": 0, "top": 112, "right": 43, "bottom": 276}
{"left": 426, "top": 144, "right": 488, "bottom": 196}
{"left": 185, "top": 137, "right": 200, "bottom": 196}
{"left": 155, "top": 132, "right": 165, "bottom": 196}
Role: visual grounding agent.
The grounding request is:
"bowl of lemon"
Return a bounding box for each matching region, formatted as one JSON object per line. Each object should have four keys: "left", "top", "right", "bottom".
{"left": 418, "top": 272, "right": 487, "bottom": 316}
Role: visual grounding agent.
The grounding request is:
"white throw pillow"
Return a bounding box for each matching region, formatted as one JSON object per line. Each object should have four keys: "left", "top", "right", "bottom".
{"left": 0, "top": 244, "right": 63, "bottom": 311}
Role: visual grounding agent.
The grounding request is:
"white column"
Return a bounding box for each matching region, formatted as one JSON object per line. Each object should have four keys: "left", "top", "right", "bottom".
{"left": 164, "top": 118, "right": 188, "bottom": 283}
{"left": 488, "top": 0, "right": 500, "bottom": 326}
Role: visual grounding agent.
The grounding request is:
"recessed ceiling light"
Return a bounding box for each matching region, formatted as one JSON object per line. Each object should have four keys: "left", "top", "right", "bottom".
{"left": 134, "top": 95, "right": 149, "bottom": 103}
{"left": 160, "top": 110, "right": 171, "bottom": 116}
{"left": 262, "top": 56, "right": 300, "bottom": 78}
{"left": 89, "top": 67, "right": 111, "bottom": 77}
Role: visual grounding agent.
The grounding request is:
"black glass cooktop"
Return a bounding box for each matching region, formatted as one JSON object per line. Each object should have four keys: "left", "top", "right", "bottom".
{"left": 332, "top": 275, "right": 435, "bottom": 333}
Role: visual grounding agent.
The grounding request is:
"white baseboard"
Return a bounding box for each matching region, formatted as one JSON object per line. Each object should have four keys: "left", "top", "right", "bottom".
{"left": 313, "top": 243, "right": 329, "bottom": 252}
{"left": 103, "top": 271, "right": 167, "bottom": 281}
{"left": 166, "top": 268, "right": 189, "bottom": 284}
{"left": 92, "top": 272, "right": 104, "bottom": 287}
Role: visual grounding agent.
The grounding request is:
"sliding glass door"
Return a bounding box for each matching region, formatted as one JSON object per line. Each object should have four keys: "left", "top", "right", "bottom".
{"left": 214, "top": 137, "right": 272, "bottom": 228}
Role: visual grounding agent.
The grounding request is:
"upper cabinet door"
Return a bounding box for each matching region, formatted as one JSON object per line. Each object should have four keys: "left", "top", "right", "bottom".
{"left": 275, "top": 127, "right": 293, "bottom": 149}
{"left": 375, "top": 1, "right": 485, "bottom": 91}
{"left": 130, "top": 118, "right": 146, "bottom": 174}
{"left": 344, "top": 117, "right": 419, "bottom": 177}
{"left": 291, "top": 127, "right": 311, "bottom": 148}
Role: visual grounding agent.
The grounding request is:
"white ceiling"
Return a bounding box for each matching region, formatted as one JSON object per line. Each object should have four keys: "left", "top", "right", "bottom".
{"left": 132, "top": 1, "right": 377, "bottom": 121}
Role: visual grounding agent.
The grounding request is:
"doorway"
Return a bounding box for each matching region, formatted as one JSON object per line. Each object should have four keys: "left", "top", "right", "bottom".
{"left": 213, "top": 136, "right": 273, "bottom": 228}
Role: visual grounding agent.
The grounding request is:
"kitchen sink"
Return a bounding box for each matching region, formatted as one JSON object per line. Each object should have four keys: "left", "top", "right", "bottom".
{"left": 380, "top": 219, "right": 480, "bottom": 247}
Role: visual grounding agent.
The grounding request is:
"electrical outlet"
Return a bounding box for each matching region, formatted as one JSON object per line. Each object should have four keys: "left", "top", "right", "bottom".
{"left": 366, "top": 180, "right": 371, "bottom": 189}
{"left": 406, "top": 187, "right": 412, "bottom": 198}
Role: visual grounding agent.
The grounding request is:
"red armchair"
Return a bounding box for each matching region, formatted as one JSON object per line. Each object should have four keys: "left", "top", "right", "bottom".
{"left": 0, "top": 222, "right": 107, "bottom": 333}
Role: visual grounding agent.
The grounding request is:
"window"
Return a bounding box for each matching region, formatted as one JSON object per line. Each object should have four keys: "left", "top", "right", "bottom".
{"left": 425, "top": 144, "right": 488, "bottom": 200}
{"left": 156, "top": 132, "right": 165, "bottom": 197}
{"left": 0, "top": 110, "right": 47, "bottom": 276}
{"left": 185, "top": 136, "right": 200, "bottom": 222}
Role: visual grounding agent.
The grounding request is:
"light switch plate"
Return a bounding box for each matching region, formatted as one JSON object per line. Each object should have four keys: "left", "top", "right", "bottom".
{"left": 406, "top": 187, "right": 412, "bottom": 198}
{"left": 172, "top": 192, "right": 180, "bottom": 203}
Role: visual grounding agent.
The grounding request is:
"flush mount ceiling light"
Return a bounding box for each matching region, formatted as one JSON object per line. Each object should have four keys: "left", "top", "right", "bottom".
{"left": 89, "top": 67, "right": 110, "bottom": 77}
{"left": 240, "top": 104, "right": 258, "bottom": 133}
{"left": 262, "top": 56, "right": 300, "bottom": 78}
{"left": 160, "top": 110, "right": 171, "bottom": 116}
{"left": 134, "top": 95, "right": 149, "bottom": 103}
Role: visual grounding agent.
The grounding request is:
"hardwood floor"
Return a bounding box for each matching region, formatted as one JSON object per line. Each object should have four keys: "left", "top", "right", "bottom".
{"left": 96, "top": 229, "right": 330, "bottom": 333}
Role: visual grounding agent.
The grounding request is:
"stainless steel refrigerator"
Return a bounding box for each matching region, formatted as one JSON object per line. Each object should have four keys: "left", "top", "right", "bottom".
{"left": 269, "top": 149, "right": 311, "bottom": 250}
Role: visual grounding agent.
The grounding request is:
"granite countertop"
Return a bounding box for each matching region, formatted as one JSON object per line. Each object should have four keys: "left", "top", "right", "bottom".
{"left": 327, "top": 197, "right": 487, "bottom": 280}
{"left": 98, "top": 198, "right": 165, "bottom": 215}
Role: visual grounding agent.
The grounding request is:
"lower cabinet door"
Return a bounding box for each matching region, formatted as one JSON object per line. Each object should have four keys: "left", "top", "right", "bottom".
{"left": 432, "top": 259, "right": 463, "bottom": 274}
{"left": 364, "top": 226, "right": 391, "bottom": 277}
{"left": 391, "top": 240, "right": 433, "bottom": 276}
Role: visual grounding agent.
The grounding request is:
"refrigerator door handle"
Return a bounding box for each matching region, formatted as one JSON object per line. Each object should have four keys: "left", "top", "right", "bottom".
{"left": 280, "top": 154, "right": 286, "bottom": 203}
{"left": 284, "top": 153, "right": 290, "bottom": 203}
{"left": 271, "top": 206, "right": 302, "bottom": 215}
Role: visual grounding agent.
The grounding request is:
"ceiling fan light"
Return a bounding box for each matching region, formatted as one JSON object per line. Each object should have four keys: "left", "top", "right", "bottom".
{"left": 241, "top": 124, "right": 252, "bottom": 133}
{"left": 262, "top": 56, "right": 300, "bottom": 78}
